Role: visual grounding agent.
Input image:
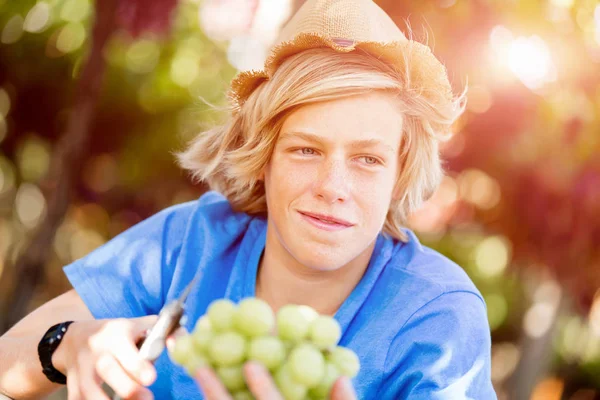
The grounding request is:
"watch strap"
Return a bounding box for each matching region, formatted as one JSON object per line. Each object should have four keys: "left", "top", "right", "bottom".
{"left": 37, "top": 321, "right": 74, "bottom": 384}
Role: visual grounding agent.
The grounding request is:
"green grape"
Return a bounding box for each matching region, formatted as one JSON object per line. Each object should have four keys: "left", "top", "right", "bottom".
{"left": 297, "top": 305, "right": 318, "bottom": 323}
{"left": 275, "top": 364, "right": 308, "bottom": 400}
{"left": 248, "top": 336, "right": 286, "bottom": 370}
{"left": 277, "top": 305, "right": 311, "bottom": 342}
{"left": 209, "top": 332, "right": 247, "bottom": 366}
{"left": 183, "top": 352, "right": 210, "bottom": 375}
{"left": 235, "top": 298, "right": 275, "bottom": 337}
{"left": 194, "top": 315, "right": 213, "bottom": 333}
{"left": 327, "top": 346, "right": 360, "bottom": 378}
{"left": 168, "top": 335, "right": 195, "bottom": 365}
{"left": 308, "top": 362, "right": 340, "bottom": 398}
{"left": 232, "top": 390, "right": 255, "bottom": 400}
{"left": 208, "top": 299, "right": 237, "bottom": 331}
{"left": 217, "top": 365, "right": 246, "bottom": 392}
{"left": 192, "top": 329, "right": 213, "bottom": 353}
{"left": 288, "top": 344, "right": 325, "bottom": 388}
{"left": 192, "top": 318, "right": 214, "bottom": 352}
{"left": 308, "top": 316, "right": 341, "bottom": 349}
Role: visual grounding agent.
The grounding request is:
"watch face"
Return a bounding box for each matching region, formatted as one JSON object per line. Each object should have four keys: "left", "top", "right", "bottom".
{"left": 43, "top": 324, "right": 64, "bottom": 343}
{"left": 40, "top": 322, "right": 72, "bottom": 354}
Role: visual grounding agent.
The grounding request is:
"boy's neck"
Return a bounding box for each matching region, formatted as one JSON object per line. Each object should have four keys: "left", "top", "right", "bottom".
{"left": 255, "top": 229, "right": 376, "bottom": 316}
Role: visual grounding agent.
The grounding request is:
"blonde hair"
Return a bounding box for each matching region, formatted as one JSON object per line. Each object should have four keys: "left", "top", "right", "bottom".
{"left": 175, "top": 47, "right": 466, "bottom": 242}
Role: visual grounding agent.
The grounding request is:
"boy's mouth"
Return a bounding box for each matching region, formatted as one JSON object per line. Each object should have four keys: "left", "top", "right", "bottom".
{"left": 297, "top": 211, "right": 355, "bottom": 229}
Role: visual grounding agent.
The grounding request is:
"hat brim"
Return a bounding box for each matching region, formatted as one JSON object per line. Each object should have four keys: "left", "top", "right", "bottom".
{"left": 228, "top": 32, "right": 454, "bottom": 109}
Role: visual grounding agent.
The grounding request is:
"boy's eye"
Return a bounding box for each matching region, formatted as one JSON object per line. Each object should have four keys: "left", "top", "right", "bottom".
{"left": 360, "top": 156, "right": 381, "bottom": 165}
{"left": 300, "top": 148, "right": 317, "bottom": 155}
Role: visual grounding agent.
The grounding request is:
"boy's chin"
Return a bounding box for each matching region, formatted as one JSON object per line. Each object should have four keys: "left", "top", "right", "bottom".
{"left": 294, "top": 254, "right": 349, "bottom": 272}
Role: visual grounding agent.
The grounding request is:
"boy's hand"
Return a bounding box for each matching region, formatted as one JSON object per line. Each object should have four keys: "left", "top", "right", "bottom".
{"left": 194, "top": 361, "right": 357, "bottom": 400}
{"left": 52, "top": 316, "right": 158, "bottom": 400}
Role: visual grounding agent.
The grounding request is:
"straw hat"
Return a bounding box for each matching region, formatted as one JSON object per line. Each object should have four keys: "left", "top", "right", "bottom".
{"left": 228, "top": 0, "right": 455, "bottom": 109}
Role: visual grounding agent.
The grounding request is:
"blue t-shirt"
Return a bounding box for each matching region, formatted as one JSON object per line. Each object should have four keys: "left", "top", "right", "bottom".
{"left": 63, "top": 191, "right": 497, "bottom": 399}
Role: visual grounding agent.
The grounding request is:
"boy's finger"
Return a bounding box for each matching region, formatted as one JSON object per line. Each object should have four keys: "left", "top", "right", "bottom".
{"left": 165, "top": 327, "right": 188, "bottom": 352}
{"left": 195, "top": 367, "right": 232, "bottom": 400}
{"left": 330, "top": 376, "right": 357, "bottom": 400}
{"left": 243, "top": 362, "right": 283, "bottom": 400}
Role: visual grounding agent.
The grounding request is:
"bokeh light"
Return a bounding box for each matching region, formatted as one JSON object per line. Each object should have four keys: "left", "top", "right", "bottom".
{"left": 457, "top": 169, "right": 501, "bottom": 210}
{"left": 15, "top": 183, "right": 46, "bottom": 229}
{"left": 60, "top": 0, "right": 91, "bottom": 23}
{"left": 524, "top": 281, "right": 562, "bottom": 339}
{"left": 489, "top": 25, "right": 557, "bottom": 90}
{"left": 525, "top": 302, "right": 556, "bottom": 338}
{"left": 198, "top": 0, "right": 256, "bottom": 42}
{"left": 531, "top": 377, "right": 564, "bottom": 400}
{"left": 126, "top": 38, "right": 161, "bottom": 74}
{"left": 1, "top": 15, "right": 24, "bottom": 45}
{"left": 16, "top": 135, "right": 51, "bottom": 182}
{"left": 560, "top": 316, "right": 585, "bottom": 362}
{"left": 491, "top": 342, "right": 521, "bottom": 383}
{"left": 82, "top": 153, "right": 119, "bottom": 193}
{"left": 581, "top": 333, "right": 600, "bottom": 364}
{"left": 508, "top": 35, "right": 557, "bottom": 90}
{"left": 170, "top": 49, "right": 200, "bottom": 87}
{"left": 489, "top": 25, "right": 513, "bottom": 64}
{"left": 224, "top": 0, "right": 293, "bottom": 71}
{"left": 56, "top": 22, "right": 86, "bottom": 54}
{"left": 474, "top": 236, "right": 511, "bottom": 278}
{"left": 550, "top": 0, "right": 574, "bottom": 9}
{"left": 23, "top": 2, "right": 51, "bottom": 34}
{"left": 53, "top": 218, "right": 77, "bottom": 263}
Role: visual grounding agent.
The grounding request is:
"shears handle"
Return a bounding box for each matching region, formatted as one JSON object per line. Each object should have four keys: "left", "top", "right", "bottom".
{"left": 110, "top": 300, "right": 185, "bottom": 400}
{"left": 138, "top": 301, "right": 184, "bottom": 361}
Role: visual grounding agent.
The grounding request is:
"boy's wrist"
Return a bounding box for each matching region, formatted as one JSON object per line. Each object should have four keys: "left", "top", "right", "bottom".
{"left": 39, "top": 321, "right": 75, "bottom": 382}
{"left": 50, "top": 333, "right": 68, "bottom": 375}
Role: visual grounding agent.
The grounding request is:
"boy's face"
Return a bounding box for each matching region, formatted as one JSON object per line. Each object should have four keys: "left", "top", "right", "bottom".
{"left": 262, "top": 91, "right": 403, "bottom": 271}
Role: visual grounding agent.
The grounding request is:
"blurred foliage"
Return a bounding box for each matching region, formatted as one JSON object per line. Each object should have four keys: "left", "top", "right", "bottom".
{"left": 0, "top": 0, "right": 237, "bottom": 304}
{"left": 393, "top": 0, "right": 600, "bottom": 398}
{"left": 1, "top": 0, "right": 600, "bottom": 399}
{"left": 394, "top": 1, "right": 600, "bottom": 398}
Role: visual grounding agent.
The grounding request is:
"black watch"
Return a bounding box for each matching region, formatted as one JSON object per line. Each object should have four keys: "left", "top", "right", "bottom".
{"left": 37, "top": 321, "right": 74, "bottom": 384}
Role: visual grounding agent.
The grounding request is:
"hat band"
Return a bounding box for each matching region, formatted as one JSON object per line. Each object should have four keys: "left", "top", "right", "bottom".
{"left": 332, "top": 38, "right": 356, "bottom": 47}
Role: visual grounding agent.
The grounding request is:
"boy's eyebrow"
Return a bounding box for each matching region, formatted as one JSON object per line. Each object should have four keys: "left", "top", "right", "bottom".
{"left": 280, "top": 131, "right": 326, "bottom": 145}
{"left": 279, "top": 131, "right": 397, "bottom": 153}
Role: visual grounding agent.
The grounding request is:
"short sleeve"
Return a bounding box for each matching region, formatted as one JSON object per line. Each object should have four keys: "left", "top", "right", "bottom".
{"left": 376, "top": 291, "right": 497, "bottom": 400}
{"left": 63, "top": 201, "right": 196, "bottom": 320}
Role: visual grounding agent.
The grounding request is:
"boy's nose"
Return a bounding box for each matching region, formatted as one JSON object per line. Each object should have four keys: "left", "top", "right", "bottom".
{"left": 313, "top": 159, "right": 350, "bottom": 204}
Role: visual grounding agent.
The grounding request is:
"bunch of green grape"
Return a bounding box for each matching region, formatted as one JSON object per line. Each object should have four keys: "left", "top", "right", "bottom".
{"left": 168, "top": 298, "right": 360, "bottom": 400}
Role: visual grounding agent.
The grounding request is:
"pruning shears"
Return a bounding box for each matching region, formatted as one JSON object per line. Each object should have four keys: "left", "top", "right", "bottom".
{"left": 109, "top": 275, "right": 199, "bottom": 400}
